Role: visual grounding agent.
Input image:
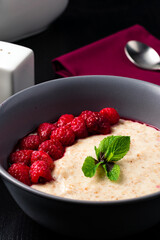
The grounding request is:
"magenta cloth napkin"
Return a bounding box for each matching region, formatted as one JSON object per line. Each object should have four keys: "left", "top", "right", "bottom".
{"left": 52, "top": 25, "right": 160, "bottom": 85}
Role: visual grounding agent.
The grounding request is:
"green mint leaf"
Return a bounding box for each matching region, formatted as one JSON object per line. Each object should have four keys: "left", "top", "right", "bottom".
{"left": 106, "top": 136, "right": 130, "bottom": 161}
{"left": 103, "top": 163, "right": 120, "bottom": 181}
{"left": 82, "top": 156, "right": 102, "bottom": 178}
{"left": 94, "top": 136, "right": 115, "bottom": 160}
{"left": 94, "top": 146, "right": 99, "bottom": 160}
{"left": 83, "top": 135, "right": 130, "bottom": 181}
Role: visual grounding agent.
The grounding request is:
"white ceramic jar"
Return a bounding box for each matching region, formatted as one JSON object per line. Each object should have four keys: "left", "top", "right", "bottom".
{"left": 0, "top": 0, "right": 69, "bottom": 42}
{"left": 0, "top": 41, "right": 34, "bottom": 103}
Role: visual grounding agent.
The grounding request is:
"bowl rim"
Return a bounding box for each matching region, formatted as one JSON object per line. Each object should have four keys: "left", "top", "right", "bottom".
{"left": 1, "top": 74, "right": 160, "bottom": 106}
{"left": 0, "top": 75, "right": 160, "bottom": 205}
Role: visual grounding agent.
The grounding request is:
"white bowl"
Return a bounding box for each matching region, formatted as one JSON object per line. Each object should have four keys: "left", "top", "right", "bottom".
{"left": 0, "top": 0, "right": 69, "bottom": 42}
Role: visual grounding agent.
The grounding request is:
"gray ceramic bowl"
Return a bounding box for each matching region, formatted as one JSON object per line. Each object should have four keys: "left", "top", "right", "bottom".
{"left": 0, "top": 76, "right": 160, "bottom": 239}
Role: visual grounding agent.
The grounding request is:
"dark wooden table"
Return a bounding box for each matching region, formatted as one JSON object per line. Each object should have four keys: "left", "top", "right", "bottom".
{"left": 1, "top": 1, "right": 160, "bottom": 239}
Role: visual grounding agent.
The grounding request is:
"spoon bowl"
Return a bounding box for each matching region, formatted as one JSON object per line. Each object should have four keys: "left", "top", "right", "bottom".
{"left": 124, "top": 40, "right": 160, "bottom": 70}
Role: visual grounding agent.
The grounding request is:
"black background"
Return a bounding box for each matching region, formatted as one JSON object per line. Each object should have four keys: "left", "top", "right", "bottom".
{"left": 1, "top": 0, "right": 160, "bottom": 239}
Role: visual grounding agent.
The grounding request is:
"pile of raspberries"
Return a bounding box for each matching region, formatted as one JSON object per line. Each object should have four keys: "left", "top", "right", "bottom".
{"left": 8, "top": 108, "right": 119, "bottom": 186}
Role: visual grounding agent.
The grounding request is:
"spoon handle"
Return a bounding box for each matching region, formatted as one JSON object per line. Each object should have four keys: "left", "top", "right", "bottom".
{"left": 154, "top": 64, "right": 160, "bottom": 70}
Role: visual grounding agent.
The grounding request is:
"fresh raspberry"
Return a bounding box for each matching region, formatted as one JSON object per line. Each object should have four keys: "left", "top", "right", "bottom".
{"left": 57, "top": 114, "right": 74, "bottom": 127}
{"left": 81, "top": 111, "right": 111, "bottom": 135}
{"left": 20, "top": 134, "right": 40, "bottom": 150}
{"left": 31, "top": 151, "right": 54, "bottom": 170}
{"left": 97, "top": 112, "right": 111, "bottom": 134}
{"left": 80, "top": 110, "right": 94, "bottom": 121}
{"left": 37, "top": 122, "right": 57, "bottom": 142}
{"left": 30, "top": 160, "right": 52, "bottom": 184}
{"left": 71, "top": 116, "right": 88, "bottom": 139}
{"left": 85, "top": 111, "right": 99, "bottom": 133}
{"left": 51, "top": 125, "right": 75, "bottom": 146}
{"left": 8, "top": 163, "right": 31, "bottom": 185}
{"left": 10, "top": 150, "right": 33, "bottom": 166}
{"left": 100, "top": 108, "right": 120, "bottom": 125}
{"left": 38, "top": 139, "right": 65, "bottom": 160}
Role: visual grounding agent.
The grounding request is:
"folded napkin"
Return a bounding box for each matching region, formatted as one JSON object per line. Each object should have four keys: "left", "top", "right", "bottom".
{"left": 52, "top": 25, "right": 160, "bottom": 85}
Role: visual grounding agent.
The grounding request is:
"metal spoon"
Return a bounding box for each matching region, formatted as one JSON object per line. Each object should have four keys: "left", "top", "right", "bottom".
{"left": 124, "top": 40, "right": 160, "bottom": 70}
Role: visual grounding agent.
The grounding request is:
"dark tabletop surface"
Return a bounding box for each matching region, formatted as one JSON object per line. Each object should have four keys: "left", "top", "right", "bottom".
{"left": 0, "top": 0, "right": 160, "bottom": 239}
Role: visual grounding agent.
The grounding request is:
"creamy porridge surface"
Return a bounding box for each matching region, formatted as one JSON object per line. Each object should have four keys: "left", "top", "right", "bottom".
{"left": 32, "top": 120, "right": 160, "bottom": 201}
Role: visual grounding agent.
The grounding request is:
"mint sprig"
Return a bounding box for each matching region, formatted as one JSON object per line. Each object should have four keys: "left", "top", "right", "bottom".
{"left": 82, "top": 157, "right": 102, "bottom": 178}
{"left": 82, "top": 135, "right": 130, "bottom": 181}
